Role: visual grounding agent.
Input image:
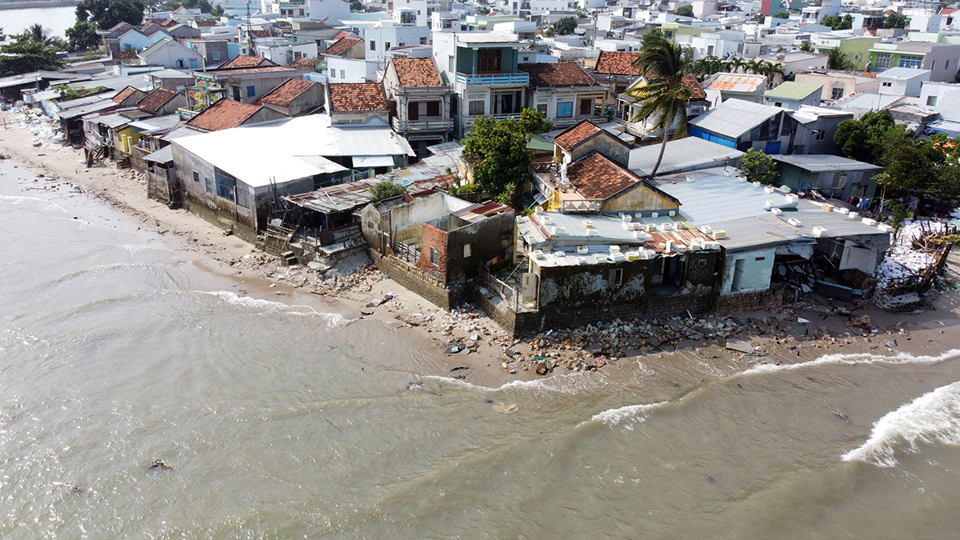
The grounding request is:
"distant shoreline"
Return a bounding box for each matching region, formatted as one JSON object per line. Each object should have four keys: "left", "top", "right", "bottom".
{"left": 0, "top": 0, "right": 78, "bottom": 11}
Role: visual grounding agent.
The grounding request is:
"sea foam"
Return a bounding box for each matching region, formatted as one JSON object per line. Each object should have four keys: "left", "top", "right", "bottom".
{"left": 204, "top": 291, "right": 346, "bottom": 327}
{"left": 842, "top": 380, "right": 960, "bottom": 467}
{"left": 744, "top": 348, "right": 960, "bottom": 375}
{"left": 591, "top": 401, "right": 670, "bottom": 427}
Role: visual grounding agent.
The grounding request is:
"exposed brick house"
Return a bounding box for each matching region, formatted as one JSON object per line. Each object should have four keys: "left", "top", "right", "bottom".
{"left": 326, "top": 82, "right": 389, "bottom": 125}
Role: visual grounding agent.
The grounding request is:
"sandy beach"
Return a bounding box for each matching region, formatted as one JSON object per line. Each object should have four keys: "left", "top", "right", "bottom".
{"left": 4, "top": 107, "right": 960, "bottom": 391}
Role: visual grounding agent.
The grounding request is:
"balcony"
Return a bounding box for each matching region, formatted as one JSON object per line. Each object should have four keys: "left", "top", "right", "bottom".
{"left": 392, "top": 117, "right": 455, "bottom": 133}
{"left": 455, "top": 72, "right": 529, "bottom": 86}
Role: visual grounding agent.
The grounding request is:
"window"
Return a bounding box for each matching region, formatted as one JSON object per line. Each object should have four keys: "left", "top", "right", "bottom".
{"left": 557, "top": 101, "right": 573, "bottom": 118}
{"left": 882, "top": 82, "right": 892, "bottom": 87}
{"left": 370, "top": 41, "right": 376, "bottom": 51}
{"left": 536, "top": 103, "right": 547, "bottom": 114}
{"left": 429, "top": 247, "right": 439, "bottom": 265}
{"left": 175, "top": 59, "right": 185, "bottom": 68}
{"left": 927, "top": 95, "right": 938, "bottom": 106}
{"left": 874, "top": 53, "right": 892, "bottom": 69}
{"left": 899, "top": 54, "right": 923, "bottom": 69}
{"left": 193, "top": 171, "right": 200, "bottom": 182}
{"left": 463, "top": 243, "right": 472, "bottom": 258}
{"left": 426, "top": 101, "right": 440, "bottom": 117}
{"left": 215, "top": 170, "right": 236, "bottom": 201}
{"left": 232, "top": 86, "right": 241, "bottom": 101}
{"left": 340, "top": 69, "right": 345, "bottom": 79}
{"left": 931, "top": 60, "right": 936, "bottom": 70}
{"left": 608, "top": 268, "right": 623, "bottom": 287}
{"left": 469, "top": 100, "right": 484, "bottom": 116}
{"left": 948, "top": 60, "right": 951, "bottom": 69}
{"left": 477, "top": 48, "right": 502, "bottom": 74}
{"left": 190, "top": 59, "right": 198, "bottom": 68}
{"left": 246, "top": 85, "right": 256, "bottom": 97}
{"left": 579, "top": 98, "right": 592, "bottom": 115}
{"left": 212, "top": 50, "right": 221, "bottom": 60}
{"left": 815, "top": 130, "right": 826, "bottom": 141}
{"left": 299, "top": 8, "right": 304, "bottom": 15}
{"left": 831, "top": 87, "right": 844, "bottom": 100}
{"left": 774, "top": 102, "right": 782, "bottom": 107}
{"left": 385, "top": 42, "right": 391, "bottom": 49}
{"left": 420, "top": 36, "right": 427, "bottom": 45}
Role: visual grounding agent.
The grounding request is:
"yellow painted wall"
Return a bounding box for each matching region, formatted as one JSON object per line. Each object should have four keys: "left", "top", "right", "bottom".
{"left": 603, "top": 183, "right": 679, "bottom": 213}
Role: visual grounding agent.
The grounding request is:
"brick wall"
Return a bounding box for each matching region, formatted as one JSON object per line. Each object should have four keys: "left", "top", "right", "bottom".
{"left": 416, "top": 223, "right": 448, "bottom": 280}
{"left": 714, "top": 289, "right": 783, "bottom": 316}
{"left": 373, "top": 251, "right": 463, "bottom": 310}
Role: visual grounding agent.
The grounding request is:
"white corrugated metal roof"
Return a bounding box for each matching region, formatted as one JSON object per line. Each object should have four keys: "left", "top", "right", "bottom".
{"left": 689, "top": 98, "right": 781, "bottom": 138}
{"left": 629, "top": 137, "right": 743, "bottom": 177}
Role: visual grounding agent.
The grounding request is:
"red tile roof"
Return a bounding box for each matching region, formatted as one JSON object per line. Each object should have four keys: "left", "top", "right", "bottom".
{"left": 328, "top": 82, "right": 387, "bottom": 112}
{"left": 682, "top": 74, "right": 707, "bottom": 100}
{"left": 195, "top": 19, "right": 219, "bottom": 26}
{"left": 553, "top": 120, "right": 601, "bottom": 151}
{"left": 289, "top": 57, "right": 321, "bottom": 70}
{"left": 325, "top": 37, "right": 361, "bottom": 57}
{"left": 392, "top": 57, "right": 443, "bottom": 87}
{"left": 187, "top": 99, "right": 261, "bottom": 131}
{"left": 219, "top": 55, "right": 277, "bottom": 69}
{"left": 113, "top": 50, "right": 139, "bottom": 60}
{"left": 137, "top": 87, "right": 178, "bottom": 114}
{"left": 519, "top": 62, "right": 597, "bottom": 87}
{"left": 333, "top": 30, "right": 353, "bottom": 40}
{"left": 249, "top": 29, "right": 273, "bottom": 38}
{"left": 566, "top": 151, "right": 641, "bottom": 200}
{"left": 594, "top": 51, "right": 642, "bottom": 76}
{"left": 112, "top": 85, "right": 140, "bottom": 103}
{"left": 261, "top": 78, "right": 318, "bottom": 107}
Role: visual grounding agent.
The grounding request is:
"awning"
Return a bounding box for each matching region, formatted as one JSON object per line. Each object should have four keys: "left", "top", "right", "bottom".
{"left": 143, "top": 146, "right": 173, "bottom": 164}
{"left": 352, "top": 155, "right": 395, "bottom": 168}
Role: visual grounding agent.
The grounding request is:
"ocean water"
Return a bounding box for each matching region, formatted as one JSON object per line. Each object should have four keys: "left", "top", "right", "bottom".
{"left": 1, "top": 6, "right": 77, "bottom": 40}
{"left": 4, "top": 161, "right": 960, "bottom": 538}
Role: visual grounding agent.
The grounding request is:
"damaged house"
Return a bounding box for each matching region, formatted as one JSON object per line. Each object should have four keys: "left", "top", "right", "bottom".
{"left": 361, "top": 193, "right": 515, "bottom": 309}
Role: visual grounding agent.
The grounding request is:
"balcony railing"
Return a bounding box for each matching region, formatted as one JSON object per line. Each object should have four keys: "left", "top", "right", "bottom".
{"left": 392, "top": 117, "right": 455, "bottom": 133}
{"left": 455, "top": 72, "right": 529, "bottom": 86}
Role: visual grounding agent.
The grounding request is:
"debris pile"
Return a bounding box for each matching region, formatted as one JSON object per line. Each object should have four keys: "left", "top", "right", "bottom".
{"left": 875, "top": 220, "right": 954, "bottom": 310}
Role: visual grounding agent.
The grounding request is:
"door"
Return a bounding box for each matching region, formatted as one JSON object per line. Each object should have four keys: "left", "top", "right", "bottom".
{"left": 408, "top": 101, "right": 419, "bottom": 121}
{"left": 764, "top": 141, "right": 782, "bottom": 154}
{"left": 731, "top": 259, "right": 745, "bottom": 293}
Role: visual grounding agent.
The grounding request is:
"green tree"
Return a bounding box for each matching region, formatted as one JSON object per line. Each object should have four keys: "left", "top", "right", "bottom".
{"left": 0, "top": 29, "right": 66, "bottom": 76}
{"left": 740, "top": 148, "right": 779, "bottom": 184}
{"left": 198, "top": 0, "right": 213, "bottom": 12}
{"left": 826, "top": 47, "right": 854, "bottom": 70}
{"left": 476, "top": 6, "right": 489, "bottom": 14}
{"left": 624, "top": 29, "right": 693, "bottom": 178}
{"left": 773, "top": 10, "right": 790, "bottom": 19}
{"left": 883, "top": 13, "right": 908, "bottom": 29}
{"left": 76, "top": 0, "right": 146, "bottom": 29}
{"left": 799, "top": 41, "right": 813, "bottom": 52}
{"left": 211, "top": 4, "right": 225, "bottom": 16}
{"left": 462, "top": 113, "right": 540, "bottom": 202}
{"left": 350, "top": 0, "right": 363, "bottom": 10}
{"left": 833, "top": 111, "right": 896, "bottom": 164}
{"left": 370, "top": 181, "right": 407, "bottom": 202}
{"left": 670, "top": 5, "right": 694, "bottom": 16}
{"left": 518, "top": 107, "right": 551, "bottom": 135}
{"left": 66, "top": 21, "right": 101, "bottom": 52}
{"left": 552, "top": 16, "right": 578, "bottom": 36}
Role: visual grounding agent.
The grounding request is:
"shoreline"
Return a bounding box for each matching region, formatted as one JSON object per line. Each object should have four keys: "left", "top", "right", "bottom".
{"left": 0, "top": 0, "right": 78, "bottom": 10}
{"left": 4, "top": 108, "right": 960, "bottom": 392}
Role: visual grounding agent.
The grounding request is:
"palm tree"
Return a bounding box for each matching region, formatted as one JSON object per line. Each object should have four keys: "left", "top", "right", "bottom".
{"left": 624, "top": 30, "right": 694, "bottom": 179}
{"left": 24, "top": 23, "right": 54, "bottom": 46}
{"left": 724, "top": 56, "right": 746, "bottom": 73}
{"left": 764, "top": 61, "right": 785, "bottom": 88}
{"left": 744, "top": 59, "right": 764, "bottom": 75}
{"left": 826, "top": 47, "right": 854, "bottom": 70}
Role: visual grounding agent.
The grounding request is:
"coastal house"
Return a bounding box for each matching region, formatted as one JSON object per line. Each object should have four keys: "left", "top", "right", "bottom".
{"left": 876, "top": 67, "right": 931, "bottom": 98}
{"left": 591, "top": 50, "right": 643, "bottom": 105}
{"left": 361, "top": 193, "right": 516, "bottom": 309}
{"left": 616, "top": 74, "right": 709, "bottom": 139}
{"left": 771, "top": 154, "right": 882, "bottom": 200}
{"left": 115, "top": 28, "right": 169, "bottom": 52}
{"left": 326, "top": 82, "right": 390, "bottom": 126}
{"left": 652, "top": 168, "right": 892, "bottom": 307}
{"left": 137, "top": 88, "right": 187, "bottom": 117}
{"left": 259, "top": 79, "right": 324, "bottom": 117}
{"left": 761, "top": 82, "right": 823, "bottom": 111}
{"left": 185, "top": 98, "right": 286, "bottom": 132}
{"left": 193, "top": 64, "right": 308, "bottom": 104}
{"left": 138, "top": 38, "right": 204, "bottom": 70}
{"left": 112, "top": 85, "right": 148, "bottom": 107}
{"left": 325, "top": 37, "right": 378, "bottom": 83}
{"left": 688, "top": 98, "right": 806, "bottom": 154}
{"left": 432, "top": 31, "right": 530, "bottom": 137}
{"left": 789, "top": 105, "right": 854, "bottom": 155}
{"left": 219, "top": 55, "right": 278, "bottom": 69}
{"left": 382, "top": 57, "right": 455, "bottom": 158}
{"left": 518, "top": 62, "right": 604, "bottom": 130}
{"left": 793, "top": 70, "right": 880, "bottom": 104}
{"left": 190, "top": 40, "right": 232, "bottom": 68}
{"left": 703, "top": 73, "right": 767, "bottom": 105}
{"left": 628, "top": 137, "right": 744, "bottom": 177}
{"left": 868, "top": 42, "right": 960, "bottom": 82}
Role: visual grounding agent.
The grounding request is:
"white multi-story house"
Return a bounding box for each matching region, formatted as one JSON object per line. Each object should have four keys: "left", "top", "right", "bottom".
{"left": 675, "top": 30, "right": 744, "bottom": 60}
{"left": 365, "top": 21, "right": 432, "bottom": 65}
{"left": 432, "top": 31, "right": 530, "bottom": 137}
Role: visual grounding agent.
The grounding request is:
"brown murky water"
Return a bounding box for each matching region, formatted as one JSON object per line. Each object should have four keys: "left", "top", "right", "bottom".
{"left": 3, "top": 163, "right": 960, "bottom": 538}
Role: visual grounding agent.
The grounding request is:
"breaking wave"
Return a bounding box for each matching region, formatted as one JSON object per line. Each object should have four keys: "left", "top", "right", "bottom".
{"left": 57, "top": 263, "right": 163, "bottom": 281}
{"left": 0, "top": 194, "right": 70, "bottom": 214}
{"left": 842, "top": 380, "right": 960, "bottom": 468}
{"left": 202, "top": 291, "right": 347, "bottom": 327}
{"left": 744, "top": 348, "right": 960, "bottom": 375}
{"left": 591, "top": 401, "right": 670, "bottom": 426}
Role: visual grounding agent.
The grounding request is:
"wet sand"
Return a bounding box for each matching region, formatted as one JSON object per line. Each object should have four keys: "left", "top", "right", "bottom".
{"left": 4, "top": 108, "right": 960, "bottom": 391}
